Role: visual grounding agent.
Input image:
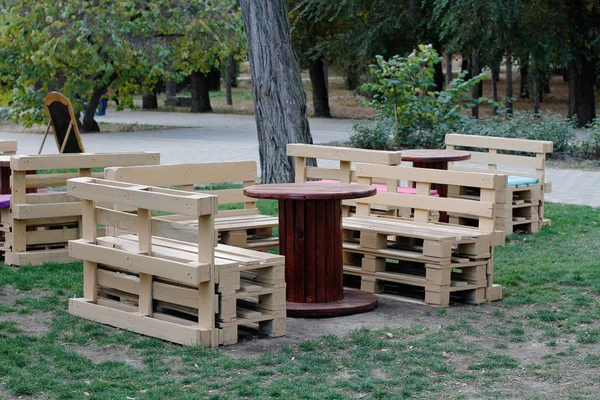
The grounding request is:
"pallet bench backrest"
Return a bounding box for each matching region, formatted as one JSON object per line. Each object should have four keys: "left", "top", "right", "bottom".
{"left": 10, "top": 152, "right": 160, "bottom": 204}
{"left": 445, "top": 134, "right": 553, "bottom": 190}
{"left": 287, "top": 143, "right": 401, "bottom": 184}
{"left": 354, "top": 163, "right": 507, "bottom": 233}
{"left": 105, "top": 161, "right": 259, "bottom": 218}
{"left": 0, "top": 140, "right": 17, "bottom": 155}
{"left": 67, "top": 177, "right": 219, "bottom": 346}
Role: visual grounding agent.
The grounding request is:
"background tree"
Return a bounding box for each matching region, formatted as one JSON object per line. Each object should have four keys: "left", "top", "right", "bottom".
{"left": 0, "top": 1, "right": 243, "bottom": 130}
{"left": 240, "top": 0, "right": 315, "bottom": 183}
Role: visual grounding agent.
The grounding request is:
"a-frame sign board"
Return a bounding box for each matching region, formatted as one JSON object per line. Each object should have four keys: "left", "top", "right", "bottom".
{"left": 39, "top": 92, "right": 85, "bottom": 154}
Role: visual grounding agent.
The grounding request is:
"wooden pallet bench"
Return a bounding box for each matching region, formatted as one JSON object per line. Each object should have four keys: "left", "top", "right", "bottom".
{"left": 342, "top": 163, "right": 506, "bottom": 306}
{"left": 0, "top": 152, "right": 160, "bottom": 266}
{"left": 445, "top": 134, "right": 553, "bottom": 234}
{"left": 105, "top": 161, "right": 278, "bottom": 251}
{"left": 67, "top": 178, "right": 285, "bottom": 347}
{"left": 287, "top": 144, "right": 408, "bottom": 216}
{"left": 0, "top": 140, "right": 17, "bottom": 155}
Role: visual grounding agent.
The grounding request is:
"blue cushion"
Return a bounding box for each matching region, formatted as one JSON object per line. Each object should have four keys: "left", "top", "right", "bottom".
{"left": 507, "top": 176, "right": 538, "bottom": 187}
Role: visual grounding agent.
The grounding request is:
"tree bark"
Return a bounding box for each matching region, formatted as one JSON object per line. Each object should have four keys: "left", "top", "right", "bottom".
{"left": 434, "top": 61, "right": 444, "bottom": 91}
{"left": 207, "top": 67, "right": 221, "bottom": 92}
{"left": 82, "top": 87, "right": 104, "bottom": 132}
{"left": 505, "top": 55, "right": 513, "bottom": 116}
{"left": 471, "top": 48, "right": 481, "bottom": 118}
{"left": 226, "top": 54, "right": 234, "bottom": 106}
{"left": 491, "top": 66, "right": 499, "bottom": 115}
{"left": 240, "top": 0, "right": 315, "bottom": 184}
{"left": 445, "top": 53, "right": 453, "bottom": 86}
{"left": 190, "top": 71, "right": 212, "bottom": 113}
{"left": 568, "top": 57, "right": 596, "bottom": 127}
{"left": 345, "top": 63, "right": 360, "bottom": 90}
{"left": 142, "top": 90, "right": 158, "bottom": 109}
{"left": 519, "top": 60, "right": 529, "bottom": 99}
{"left": 309, "top": 56, "right": 331, "bottom": 118}
{"left": 461, "top": 54, "right": 470, "bottom": 79}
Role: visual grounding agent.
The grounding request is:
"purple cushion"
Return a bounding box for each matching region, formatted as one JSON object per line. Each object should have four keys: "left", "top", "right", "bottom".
{"left": 0, "top": 194, "right": 10, "bottom": 209}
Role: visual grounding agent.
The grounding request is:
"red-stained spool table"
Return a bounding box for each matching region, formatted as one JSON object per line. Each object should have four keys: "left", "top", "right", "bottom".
{"left": 244, "top": 183, "right": 379, "bottom": 318}
{"left": 0, "top": 156, "right": 11, "bottom": 195}
{"left": 401, "top": 149, "right": 471, "bottom": 222}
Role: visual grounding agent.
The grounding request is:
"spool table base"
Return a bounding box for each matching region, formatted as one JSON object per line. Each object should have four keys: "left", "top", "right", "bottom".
{"left": 286, "top": 289, "right": 378, "bottom": 318}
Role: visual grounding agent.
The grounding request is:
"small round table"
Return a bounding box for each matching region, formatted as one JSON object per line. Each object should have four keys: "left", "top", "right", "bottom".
{"left": 401, "top": 149, "right": 471, "bottom": 222}
{"left": 244, "top": 183, "right": 379, "bottom": 318}
{"left": 0, "top": 156, "right": 10, "bottom": 195}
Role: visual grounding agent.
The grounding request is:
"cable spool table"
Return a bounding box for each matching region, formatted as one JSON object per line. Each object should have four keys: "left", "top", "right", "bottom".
{"left": 244, "top": 183, "right": 379, "bottom": 317}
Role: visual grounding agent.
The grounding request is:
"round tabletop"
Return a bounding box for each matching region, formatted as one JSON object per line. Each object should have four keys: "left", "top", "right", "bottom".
{"left": 0, "top": 156, "right": 11, "bottom": 166}
{"left": 401, "top": 149, "right": 471, "bottom": 163}
{"left": 243, "top": 183, "right": 376, "bottom": 201}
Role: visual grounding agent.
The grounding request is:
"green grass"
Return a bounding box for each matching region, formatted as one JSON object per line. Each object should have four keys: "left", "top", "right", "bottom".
{"left": 1, "top": 202, "right": 600, "bottom": 399}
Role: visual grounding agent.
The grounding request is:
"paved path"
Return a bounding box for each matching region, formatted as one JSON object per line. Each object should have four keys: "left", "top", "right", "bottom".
{"left": 0, "top": 110, "right": 598, "bottom": 207}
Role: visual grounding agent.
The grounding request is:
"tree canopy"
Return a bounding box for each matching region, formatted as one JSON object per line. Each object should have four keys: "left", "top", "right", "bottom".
{"left": 0, "top": 0, "right": 243, "bottom": 130}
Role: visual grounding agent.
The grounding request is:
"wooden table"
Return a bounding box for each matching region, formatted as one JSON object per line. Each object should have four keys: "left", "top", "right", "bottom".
{"left": 244, "top": 183, "right": 379, "bottom": 317}
{"left": 401, "top": 149, "right": 471, "bottom": 222}
{"left": 0, "top": 156, "right": 11, "bottom": 195}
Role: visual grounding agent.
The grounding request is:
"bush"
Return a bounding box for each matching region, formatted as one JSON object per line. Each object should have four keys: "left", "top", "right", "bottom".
{"left": 350, "top": 119, "right": 394, "bottom": 150}
{"left": 453, "top": 112, "right": 577, "bottom": 153}
{"left": 360, "top": 44, "right": 487, "bottom": 149}
{"left": 579, "top": 119, "right": 600, "bottom": 160}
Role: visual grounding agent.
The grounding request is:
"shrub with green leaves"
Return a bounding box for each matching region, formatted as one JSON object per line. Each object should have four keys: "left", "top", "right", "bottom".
{"left": 360, "top": 44, "right": 487, "bottom": 149}
{"left": 454, "top": 111, "right": 577, "bottom": 153}
{"left": 349, "top": 118, "right": 394, "bottom": 150}
{"left": 579, "top": 119, "right": 600, "bottom": 159}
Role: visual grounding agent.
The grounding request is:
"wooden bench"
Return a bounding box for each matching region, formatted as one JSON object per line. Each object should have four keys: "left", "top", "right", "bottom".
{"left": 1, "top": 152, "right": 160, "bottom": 266}
{"left": 342, "top": 163, "right": 507, "bottom": 306}
{"left": 287, "top": 144, "right": 406, "bottom": 216}
{"left": 445, "top": 134, "right": 553, "bottom": 234}
{"left": 104, "top": 161, "right": 279, "bottom": 251}
{"left": 67, "top": 178, "right": 285, "bottom": 347}
{"left": 0, "top": 140, "right": 17, "bottom": 155}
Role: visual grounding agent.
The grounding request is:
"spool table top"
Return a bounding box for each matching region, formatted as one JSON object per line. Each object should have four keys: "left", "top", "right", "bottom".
{"left": 243, "top": 183, "right": 376, "bottom": 201}
{"left": 401, "top": 149, "right": 471, "bottom": 163}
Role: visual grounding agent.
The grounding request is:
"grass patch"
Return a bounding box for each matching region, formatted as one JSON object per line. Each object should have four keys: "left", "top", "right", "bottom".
{"left": 1, "top": 202, "right": 600, "bottom": 398}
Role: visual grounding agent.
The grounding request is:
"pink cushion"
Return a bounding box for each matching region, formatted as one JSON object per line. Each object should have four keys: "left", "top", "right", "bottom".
{"left": 307, "top": 180, "right": 438, "bottom": 195}
{"left": 0, "top": 194, "right": 10, "bottom": 209}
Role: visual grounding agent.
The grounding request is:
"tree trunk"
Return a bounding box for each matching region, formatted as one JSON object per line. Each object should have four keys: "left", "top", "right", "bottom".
{"left": 505, "top": 54, "right": 513, "bottom": 116}
{"left": 240, "top": 0, "right": 315, "bottom": 184}
{"left": 190, "top": 71, "right": 212, "bottom": 113}
{"left": 471, "top": 48, "right": 481, "bottom": 118}
{"left": 519, "top": 60, "right": 529, "bottom": 98}
{"left": 166, "top": 80, "right": 177, "bottom": 99}
{"left": 345, "top": 63, "right": 360, "bottom": 90}
{"left": 142, "top": 90, "right": 158, "bottom": 109}
{"left": 491, "top": 66, "right": 499, "bottom": 115}
{"left": 461, "top": 54, "right": 470, "bottom": 79}
{"left": 533, "top": 78, "right": 541, "bottom": 115}
{"left": 568, "top": 57, "right": 596, "bottom": 127}
{"left": 82, "top": 87, "right": 104, "bottom": 132}
{"left": 434, "top": 61, "right": 444, "bottom": 91}
{"left": 445, "top": 53, "right": 453, "bottom": 86}
{"left": 226, "top": 54, "right": 234, "bottom": 106}
{"left": 207, "top": 67, "right": 221, "bottom": 92}
{"left": 309, "top": 56, "right": 331, "bottom": 118}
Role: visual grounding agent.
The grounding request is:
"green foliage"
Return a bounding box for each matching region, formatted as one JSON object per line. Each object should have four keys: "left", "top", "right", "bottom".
{"left": 579, "top": 119, "right": 600, "bottom": 160}
{"left": 349, "top": 118, "right": 394, "bottom": 150}
{"left": 361, "top": 45, "right": 487, "bottom": 149}
{"left": 0, "top": 1, "right": 244, "bottom": 126}
{"left": 454, "top": 112, "right": 577, "bottom": 153}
